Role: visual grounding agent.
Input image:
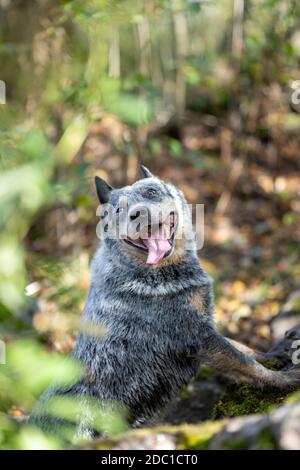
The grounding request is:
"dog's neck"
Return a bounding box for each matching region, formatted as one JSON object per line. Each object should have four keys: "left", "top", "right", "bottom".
{"left": 90, "top": 242, "right": 211, "bottom": 297}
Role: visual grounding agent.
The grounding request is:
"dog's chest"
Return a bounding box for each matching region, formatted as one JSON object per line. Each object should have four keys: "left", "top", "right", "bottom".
{"left": 102, "top": 291, "right": 203, "bottom": 355}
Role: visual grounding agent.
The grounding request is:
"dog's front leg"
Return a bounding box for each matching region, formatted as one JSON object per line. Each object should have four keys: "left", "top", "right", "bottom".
{"left": 200, "top": 331, "right": 300, "bottom": 390}
{"left": 225, "top": 337, "right": 269, "bottom": 363}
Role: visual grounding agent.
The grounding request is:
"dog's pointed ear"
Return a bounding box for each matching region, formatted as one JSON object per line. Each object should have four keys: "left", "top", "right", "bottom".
{"left": 140, "top": 165, "right": 154, "bottom": 179}
{"left": 95, "top": 176, "right": 113, "bottom": 204}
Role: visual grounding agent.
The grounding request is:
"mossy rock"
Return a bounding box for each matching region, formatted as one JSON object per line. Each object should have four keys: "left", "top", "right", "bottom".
{"left": 213, "top": 383, "right": 286, "bottom": 419}
{"left": 175, "top": 421, "right": 227, "bottom": 450}
{"left": 93, "top": 420, "right": 228, "bottom": 450}
{"left": 220, "top": 428, "right": 277, "bottom": 450}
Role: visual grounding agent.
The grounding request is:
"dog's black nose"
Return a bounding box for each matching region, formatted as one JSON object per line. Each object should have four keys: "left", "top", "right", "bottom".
{"left": 128, "top": 205, "right": 150, "bottom": 223}
{"left": 130, "top": 210, "right": 140, "bottom": 221}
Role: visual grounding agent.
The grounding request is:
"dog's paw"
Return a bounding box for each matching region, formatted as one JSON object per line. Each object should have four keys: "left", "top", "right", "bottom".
{"left": 282, "top": 369, "right": 300, "bottom": 390}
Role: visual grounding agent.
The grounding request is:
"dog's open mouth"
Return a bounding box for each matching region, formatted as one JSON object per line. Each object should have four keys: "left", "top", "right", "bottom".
{"left": 124, "top": 212, "right": 176, "bottom": 265}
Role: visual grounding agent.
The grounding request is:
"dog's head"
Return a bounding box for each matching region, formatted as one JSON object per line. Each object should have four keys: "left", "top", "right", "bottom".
{"left": 95, "top": 166, "right": 193, "bottom": 267}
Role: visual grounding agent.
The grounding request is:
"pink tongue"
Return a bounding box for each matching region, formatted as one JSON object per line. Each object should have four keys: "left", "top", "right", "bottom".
{"left": 144, "top": 226, "right": 171, "bottom": 265}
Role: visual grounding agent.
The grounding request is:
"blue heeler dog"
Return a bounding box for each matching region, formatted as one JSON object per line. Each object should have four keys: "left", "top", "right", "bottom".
{"left": 33, "top": 166, "right": 300, "bottom": 436}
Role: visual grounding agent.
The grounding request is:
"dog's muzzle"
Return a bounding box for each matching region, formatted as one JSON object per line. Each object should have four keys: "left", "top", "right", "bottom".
{"left": 125, "top": 203, "right": 177, "bottom": 264}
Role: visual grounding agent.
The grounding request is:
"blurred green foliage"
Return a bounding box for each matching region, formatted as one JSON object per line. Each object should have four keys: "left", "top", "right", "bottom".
{"left": 0, "top": 340, "right": 81, "bottom": 449}
{"left": 0, "top": 0, "right": 300, "bottom": 449}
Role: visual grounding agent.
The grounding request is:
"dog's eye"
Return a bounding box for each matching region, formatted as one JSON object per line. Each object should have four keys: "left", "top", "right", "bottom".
{"left": 143, "top": 187, "right": 158, "bottom": 198}
{"left": 100, "top": 210, "right": 108, "bottom": 220}
{"left": 116, "top": 207, "right": 124, "bottom": 214}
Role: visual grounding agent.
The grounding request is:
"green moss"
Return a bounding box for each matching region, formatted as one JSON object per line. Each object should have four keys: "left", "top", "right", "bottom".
{"left": 175, "top": 420, "right": 227, "bottom": 450}
{"left": 284, "top": 391, "right": 300, "bottom": 405}
{"left": 213, "top": 383, "right": 285, "bottom": 419}
{"left": 222, "top": 429, "right": 276, "bottom": 450}
{"left": 197, "top": 366, "right": 214, "bottom": 380}
{"left": 292, "top": 299, "right": 300, "bottom": 312}
{"left": 224, "top": 438, "right": 248, "bottom": 450}
{"left": 260, "top": 359, "right": 280, "bottom": 370}
{"left": 257, "top": 429, "right": 277, "bottom": 450}
{"left": 179, "top": 384, "right": 190, "bottom": 398}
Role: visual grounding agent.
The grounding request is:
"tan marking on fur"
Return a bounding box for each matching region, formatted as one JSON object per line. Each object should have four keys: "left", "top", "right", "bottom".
{"left": 119, "top": 239, "right": 147, "bottom": 264}
{"left": 158, "top": 236, "right": 186, "bottom": 267}
{"left": 158, "top": 251, "right": 185, "bottom": 267}
{"left": 190, "top": 288, "right": 206, "bottom": 315}
{"left": 226, "top": 338, "right": 267, "bottom": 363}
